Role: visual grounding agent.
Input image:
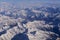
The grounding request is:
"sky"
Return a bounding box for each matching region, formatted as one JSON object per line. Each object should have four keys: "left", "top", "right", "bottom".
{"left": 0, "top": 0, "right": 60, "bottom": 8}
{"left": 0, "top": 0, "right": 60, "bottom": 4}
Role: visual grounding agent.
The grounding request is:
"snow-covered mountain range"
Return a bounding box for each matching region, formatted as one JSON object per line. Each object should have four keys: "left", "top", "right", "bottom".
{"left": 0, "top": 2, "right": 60, "bottom": 40}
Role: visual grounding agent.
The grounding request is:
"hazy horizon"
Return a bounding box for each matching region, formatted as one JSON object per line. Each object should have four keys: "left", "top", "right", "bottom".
{"left": 0, "top": 0, "right": 60, "bottom": 8}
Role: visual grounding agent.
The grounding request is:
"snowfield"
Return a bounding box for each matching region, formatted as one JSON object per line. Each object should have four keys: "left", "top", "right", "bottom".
{"left": 0, "top": 3, "right": 60, "bottom": 40}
